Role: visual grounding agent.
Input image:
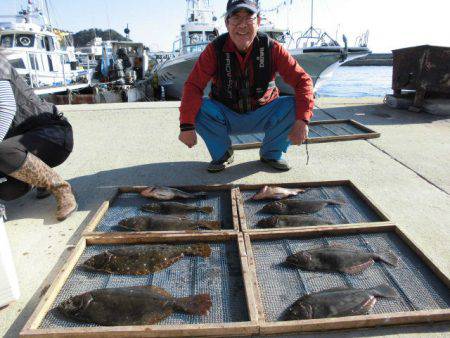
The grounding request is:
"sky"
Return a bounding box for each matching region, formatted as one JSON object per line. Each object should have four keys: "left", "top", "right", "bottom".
{"left": 1, "top": 0, "right": 448, "bottom": 52}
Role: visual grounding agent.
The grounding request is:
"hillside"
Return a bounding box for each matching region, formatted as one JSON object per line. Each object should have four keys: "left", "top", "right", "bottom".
{"left": 72, "top": 28, "right": 130, "bottom": 47}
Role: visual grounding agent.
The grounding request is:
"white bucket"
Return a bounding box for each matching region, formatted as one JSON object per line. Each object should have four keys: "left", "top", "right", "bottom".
{"left": 0, "top": 205, "right": 20, "bottom": 307}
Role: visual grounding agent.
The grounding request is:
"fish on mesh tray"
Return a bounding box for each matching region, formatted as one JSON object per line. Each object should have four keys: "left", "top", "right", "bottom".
{"left": 284, "top": 284, "right": 397, "bottom": 320}
{"left": 257, "top": 215, "right": 333, "bottom": 228}
{"left": 58, "top": 286, "right": 212, "bottom": 326}
{"left": 118, "top": 215, "right": 221, "bottom": 231}
{"left": 285, "top": 245, "right": 399, "bottom": 274}
{"left": 251, "top": 186, "right": 306, "bottom": 200}
{"left": 261, "top": 199, "right": 345, "bottom": 215}
{"left": 141, "top": 202, "right": 213, "bottom": 214}
{"left": 82, "top": 243, "right": 211, "bottom": 274}
{"left": 140, "top": 186, "right": 207, "bottom": 200}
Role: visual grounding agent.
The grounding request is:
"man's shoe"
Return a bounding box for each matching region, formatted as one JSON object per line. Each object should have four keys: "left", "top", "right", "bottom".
{"left": 260, "top": 157, "right": 291, "bottom": 171}
{"left": 207, "top": 149, "right": 234, "bottom": 173}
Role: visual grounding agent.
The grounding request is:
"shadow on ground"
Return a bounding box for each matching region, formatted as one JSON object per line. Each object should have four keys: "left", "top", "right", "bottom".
{"left": 4, "top": 159, "right": 280, "bottom": 225}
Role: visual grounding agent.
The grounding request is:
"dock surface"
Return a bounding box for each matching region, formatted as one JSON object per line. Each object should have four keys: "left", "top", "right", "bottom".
{"left": 1, "top": 98, "right": 449, "bottom": 337}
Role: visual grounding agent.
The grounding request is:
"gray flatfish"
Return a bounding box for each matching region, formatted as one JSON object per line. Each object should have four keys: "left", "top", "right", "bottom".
{"left": 58, "top": 286, "right": 212, "bottom": 325}
{"left": 284, "top": 284, "right": 397, "bottom": 320}
{"left": 285, "top": 245, "right": 398, "bottom": 274}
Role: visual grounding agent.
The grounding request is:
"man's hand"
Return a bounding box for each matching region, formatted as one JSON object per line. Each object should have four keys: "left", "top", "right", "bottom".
{"left": 179, "top": 130, "right": 197, "bottom": 148}
{"left": 288, "top": 120, "right": 309, "bottom": 145}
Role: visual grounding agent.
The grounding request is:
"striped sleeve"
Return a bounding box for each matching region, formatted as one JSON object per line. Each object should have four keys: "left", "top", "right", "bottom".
{"left": 0, "top": 80, "right": 16, "bottom": 142}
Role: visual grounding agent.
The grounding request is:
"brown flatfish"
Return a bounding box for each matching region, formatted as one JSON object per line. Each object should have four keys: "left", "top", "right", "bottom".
{"left": 141, "top": 202, "right": 213, "bottom": 214}
{"left": 118, "top": 215, "right": 221, "bottom": 231}
{"left": 252, "top": 186, "right": 306, "bottom": 200}
{"left": 140, "top": 186, "right": 207, "bottom": 200}
{"left": 285, "top": 245, "right": 398, "bottom": 274}
{"left": 82, "top": 243, "right": 211, "bottom": 274}
{"left": 261, "top": 199, "right": 345, "bottom": 215}
{"left": 257, "top": 215, "right": 333, "bottom": 228}
{"left": 284, "top": 284, "right": 397, "bottom": 320}
{"left": 58, "top": 285, "right": 212, "bottom": 326}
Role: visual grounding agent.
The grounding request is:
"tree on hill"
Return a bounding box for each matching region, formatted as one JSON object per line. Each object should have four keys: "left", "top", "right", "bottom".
{"left": 72, "top": 28, "right": 131, "bottom": 47}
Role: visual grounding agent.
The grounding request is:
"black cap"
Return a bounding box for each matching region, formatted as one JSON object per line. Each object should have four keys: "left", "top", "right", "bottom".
{"left": 226, "top": 0, "right": 259, "bottom": 18}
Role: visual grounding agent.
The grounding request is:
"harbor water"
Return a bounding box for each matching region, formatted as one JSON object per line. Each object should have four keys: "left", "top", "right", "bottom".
{"left": 316, "top": 66, "right": 393, "bottom": 98}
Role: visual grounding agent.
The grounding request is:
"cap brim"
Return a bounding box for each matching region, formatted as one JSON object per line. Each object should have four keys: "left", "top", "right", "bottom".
{"left": 226, "top": 4, "right": 258, "bottom": 18}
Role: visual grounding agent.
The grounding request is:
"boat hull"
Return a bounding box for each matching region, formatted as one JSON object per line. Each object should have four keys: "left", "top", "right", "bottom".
{"left": 156, "top": 48, "right": 370, "bottom": 99}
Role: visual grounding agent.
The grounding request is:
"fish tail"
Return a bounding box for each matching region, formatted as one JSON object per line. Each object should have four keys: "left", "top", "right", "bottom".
{"left": 198, "top": 206, "right": 213, "bottom": 214}
{"left": 369, "top": 284, "right": 397, "bottom": 298}
{"left": 376, "top": 251, "right": 399, "bottom": 267}
{"left": 369, "top": 284, "right": 398, "bottom": 298}
{"left": 185, "top": 243, "right": 212, "bottom": 257}
{"left": 198, "top": 220, "right": 221, "bottom": 230}
{"left": 175, "top": 294, "right": 212, "bottom": 315}
{"left": 328, "top": 199, "right": 346, "bottom": 205}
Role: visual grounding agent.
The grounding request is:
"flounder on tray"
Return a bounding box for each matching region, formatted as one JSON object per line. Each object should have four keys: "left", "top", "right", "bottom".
{"left": 58, "top": 286, "right": 212, "bottom": 326}
{"left": 285, "top": 245, "right": 398, "bottom": 274}
{"left": 251, "top": 186, "right": 306, "bottom": 200}
{"left": 284, "top": 284, "right": 397, "bottom": 320}
{"left": 118, "top": 215, "right": 221, "bottom": 231}
{"left": 140, "top": 186, "right": 207, "bottom": 200}
{"left": 82, "top": 243, "right": 211, "bottom": 274}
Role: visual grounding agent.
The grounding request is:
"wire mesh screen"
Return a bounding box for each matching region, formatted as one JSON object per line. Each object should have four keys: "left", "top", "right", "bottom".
{"left": 230, "top": 121, "right": 373, "bottom": 148}
{"left": 251, "top": 232, "right": 450, "bottom": 322}
{"left": 40, "top": 241, "right": 249, "bottom": 328}
{"left": 241, "top": 185, "right": 383, "bottom": 229}
{"left": 95, "top": 190, "right": 234, "bottom": 232}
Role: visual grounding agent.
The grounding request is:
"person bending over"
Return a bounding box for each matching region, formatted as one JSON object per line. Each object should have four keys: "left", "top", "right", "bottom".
{"left": 0, "top": 53, "right": 77, "bottom": 221}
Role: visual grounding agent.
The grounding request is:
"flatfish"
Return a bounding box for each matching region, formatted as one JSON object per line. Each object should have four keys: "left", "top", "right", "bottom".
{"left": 284, "top": 284, "right": 397, "bottom": 320}
{"left": 82, "top": 243, "right": 211, "bottom": 274}
{"left": 141, "top": 202, "right": 213, "bottom": 214}
{"left": 140, "top": 186, "right": 207, "bottom": 200}
{"left": 58, "top": 286, "right": 212, "bottom": 326}
{"left": 285, "top": 245, "right": 398, "bottom": 274}
{"left": 118, "top": 215, "right": 221, "bottom": 231}
{"left": 261, "top": 199, "right": 345, "bottom": 215}
{"left": 257, "top": 215, "right": 332, "bottom": 228}
{"left": 251, "top": 186, "right": 306, "bottom": 200}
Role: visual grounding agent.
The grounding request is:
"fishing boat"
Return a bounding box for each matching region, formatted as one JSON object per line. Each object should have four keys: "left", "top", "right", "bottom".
{"left": 155, "top": 0, "right": 219, "bottom": 99}
{"left": 156, "top": 0, "right": 370, "bottom": 99}
{"left": 258, "top": 2, "right": 371, "bottom": 93}
{"left": 0, "top": 0, "right": 91, "bottom": 95}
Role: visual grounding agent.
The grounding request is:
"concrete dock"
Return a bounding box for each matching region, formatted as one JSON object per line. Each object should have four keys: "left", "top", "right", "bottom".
{"left": 1, "top": 98, "right": 449, "bottom": 337}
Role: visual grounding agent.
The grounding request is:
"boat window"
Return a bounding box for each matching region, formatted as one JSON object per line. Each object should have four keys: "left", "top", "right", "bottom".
{"left": 8, "top": 58, "right": 26, "bottom": 69}
{"left": 29, "top": 54, "right": 39, "bottom": 70}
{"left": 15, "top": 34, "right": 35, "bottom": 48}
{"left": 36, "top": 36, "right": 46, "bottom": 49}
{"left": 44, "top": 36, "right": 55, "bottom": 51}
{"left": 0, "top": 34, "right": 14, "bottom": 48}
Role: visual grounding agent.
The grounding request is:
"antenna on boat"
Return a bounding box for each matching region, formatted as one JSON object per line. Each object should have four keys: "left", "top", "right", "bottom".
{"left": 124, "top": 24, "right": 130, "bottom": 39}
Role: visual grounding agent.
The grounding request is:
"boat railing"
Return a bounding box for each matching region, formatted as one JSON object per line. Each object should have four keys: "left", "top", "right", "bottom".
{"left": 19, "top": 49, "right": 91, "bottom": 89}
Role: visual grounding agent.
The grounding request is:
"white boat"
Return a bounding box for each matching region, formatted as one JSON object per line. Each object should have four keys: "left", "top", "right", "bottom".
{"left": 0, "top": 0, "right": 90, "bottom": 95}
{"left": 157, "top": 0, "right": 370, "bottom": 99}
{"left": 155, "top": 0, "right": 219, "bottom": 99}
{"left": 259, "top": 14, "right": 370, "bottom": 94}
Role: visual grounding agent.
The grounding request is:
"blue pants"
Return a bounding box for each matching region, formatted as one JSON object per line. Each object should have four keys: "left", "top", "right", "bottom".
{"left": 195, "top": 96, "right": 296, "bottom": 161}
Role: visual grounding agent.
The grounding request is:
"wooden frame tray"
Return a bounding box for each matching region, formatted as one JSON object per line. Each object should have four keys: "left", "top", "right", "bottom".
{"left": 82, "top": 185, "right": 240, "bottom": 236}
{"left": 231, "top": 119, "right": 380, "bottom": 150}
{"left": 236, "top": 180, "right": 391, "bottom": 233}
{"left": 243, "top": 224, "right": 450, "bottom": 335}
{"left": 20, "top": 233, "right": 258, "bottom": 337}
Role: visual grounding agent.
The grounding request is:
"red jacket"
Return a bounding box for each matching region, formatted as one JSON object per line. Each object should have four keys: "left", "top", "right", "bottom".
{"left": 179, "top": 36, "right": 314, "bottom": 126}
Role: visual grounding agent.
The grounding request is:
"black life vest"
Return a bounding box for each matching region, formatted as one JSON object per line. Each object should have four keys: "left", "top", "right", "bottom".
{"left": 211, "top": 32, "right": 276, "bottom": 113}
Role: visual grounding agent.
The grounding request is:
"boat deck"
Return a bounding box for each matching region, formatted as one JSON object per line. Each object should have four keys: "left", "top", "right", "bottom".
{"left": 1, "top": 98, "right": 449, "bottom": 337}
